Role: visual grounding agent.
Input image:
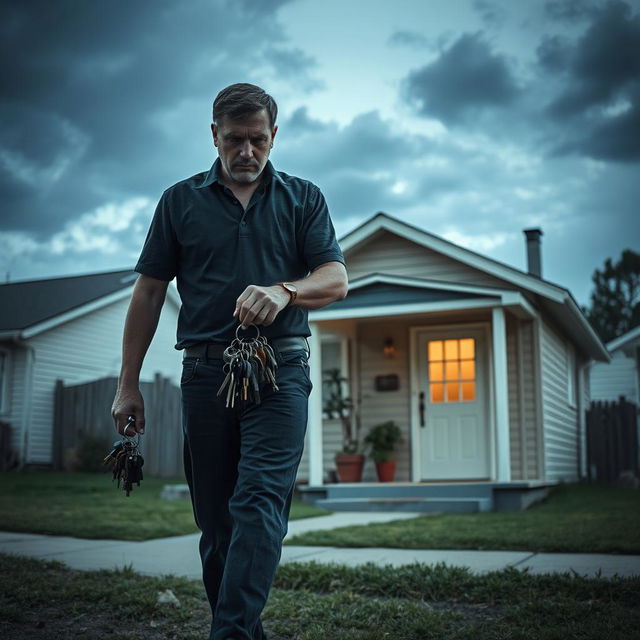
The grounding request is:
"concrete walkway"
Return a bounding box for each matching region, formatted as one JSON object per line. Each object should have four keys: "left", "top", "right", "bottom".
{"left": 1, "top": 511, "right": 639, "bottom": 579}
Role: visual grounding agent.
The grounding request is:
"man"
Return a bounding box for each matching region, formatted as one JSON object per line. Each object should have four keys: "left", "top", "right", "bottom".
{"left": 111, "top": 83, "right": 348, "bottom": 640}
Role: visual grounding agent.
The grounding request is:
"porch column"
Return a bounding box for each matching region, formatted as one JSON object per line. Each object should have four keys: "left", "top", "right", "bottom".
{"left": 308, "top": 321, "right": 324, "bottom": 486}
{"left": 492, "top": 307, "right": 511, "bottom": 482}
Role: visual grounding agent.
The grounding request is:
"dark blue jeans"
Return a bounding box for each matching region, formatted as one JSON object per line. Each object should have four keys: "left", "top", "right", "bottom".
{"left": 180, "top": 346, "right": 312, "bottom": 640}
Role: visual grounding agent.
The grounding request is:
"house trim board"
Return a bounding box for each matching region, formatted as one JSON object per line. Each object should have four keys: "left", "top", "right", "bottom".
{"left": 308, "top": 322, "right": 324, "bottom": 486}
{"left": 492, "top": 308, "right": 511, "bottom": 482}
{"left": 310, "top": 298, "right": 502, "bottom": 322}
{"left": 516, "top": 321, "right": 528, "bottom": 480}
{"left": 345, "top": 273, "right": 539, "bottom": 316}
{"left": 409, "top": 321, "right": 494, "bottom": 483}
{"left": 606, "top": 324, "right": 640, "bottom": 353}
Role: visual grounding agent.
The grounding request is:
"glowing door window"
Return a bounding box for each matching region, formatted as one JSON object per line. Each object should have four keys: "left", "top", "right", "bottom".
{"left": 428, "top": 338, "right": 476, "bottom": 403}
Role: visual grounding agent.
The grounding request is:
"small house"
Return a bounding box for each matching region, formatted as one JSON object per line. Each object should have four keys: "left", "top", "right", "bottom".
{"left": 590, "top": 325, "right": 640, "bottom": 405}
{"left": 298, "top": 213, "right": 609, "bottom": 511}
{"left": 0, "top": 270, "right": 181, "bottom": 467}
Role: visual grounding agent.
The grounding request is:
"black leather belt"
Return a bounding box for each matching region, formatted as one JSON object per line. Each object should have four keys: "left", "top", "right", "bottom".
{"left": 183, "top": 336, "right": 309, "bottom": 360}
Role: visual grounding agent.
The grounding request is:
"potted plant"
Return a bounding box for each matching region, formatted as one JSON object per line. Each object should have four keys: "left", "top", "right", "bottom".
{"left": 364, "top": 420, "right": 403, "bottom": 482}
{"left": 323, "top": 367, "right": 364, "bottom": 482}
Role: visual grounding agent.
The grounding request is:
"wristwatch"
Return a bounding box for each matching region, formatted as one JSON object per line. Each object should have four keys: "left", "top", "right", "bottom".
{"left": 277, "top": 282, "right": 297, "bottom": 306}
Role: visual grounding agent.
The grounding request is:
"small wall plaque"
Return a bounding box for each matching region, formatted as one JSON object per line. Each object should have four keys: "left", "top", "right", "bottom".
{"left": 375, "top": 374, "right": 399, "bottom": 392}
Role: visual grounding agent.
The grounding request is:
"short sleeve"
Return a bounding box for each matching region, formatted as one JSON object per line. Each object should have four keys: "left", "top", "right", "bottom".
{"left": 298, "top": 185, "right": 345, "bottom": 272}
{"left": 134, "top": 191, "right": 178, "bottom": 282}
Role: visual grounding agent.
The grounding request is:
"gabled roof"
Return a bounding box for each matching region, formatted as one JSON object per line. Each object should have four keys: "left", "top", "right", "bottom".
{"left": 338, "top": 212, "right": 609, "bottom": 362}
{"left": 607, "top": 325, "right": 640, "bottom": 355}
{"left": 340, "top": 212, "right": 567, "bottom": 301}
{"left": 310, "top": 272, "right": 535, "bottom": 321}
{"left": 0, "top": 269, "right": 179, "bottom": 339}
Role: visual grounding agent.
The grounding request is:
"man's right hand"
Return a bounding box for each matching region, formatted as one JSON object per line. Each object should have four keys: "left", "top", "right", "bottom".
{"left": 111, "top": 387, "right": 146, "bottom": 435}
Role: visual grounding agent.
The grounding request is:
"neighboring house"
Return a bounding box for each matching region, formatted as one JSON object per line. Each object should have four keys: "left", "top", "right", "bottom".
{"left": 0, "top": 270, "right": 181, "bottom": 467}
{"left": 590, "top": 325, "right": 640, "bottom": 404}
{"left": 297, "top": 213, "right": 609, "bottom": 511}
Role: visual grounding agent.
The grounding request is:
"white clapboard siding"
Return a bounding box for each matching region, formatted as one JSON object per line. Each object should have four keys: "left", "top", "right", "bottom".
{"left": 3, "top": 347, "right": 28, "bottom": 460}
{"left": 540, "top": 319, "right": 579, "bottom": 481}
{"left": 521, "top": 321, "right": 541, "bottom": 480}
{"left": 590, "top": 350, "right": 638, "bottom": 404}
{"left": 506, "top": 317, "right": 522, "bottom": 479}
{"left": 357, "top": 319, "right": 413, "bottom": 482}
{"left": 345, "top": 231, "right": 508, "bottom": 287}
{"left": 506, "top": 318, "right": 541, "bottom": 481}
{"left": 24, "top": 294, "right": 181, "bottom": 464}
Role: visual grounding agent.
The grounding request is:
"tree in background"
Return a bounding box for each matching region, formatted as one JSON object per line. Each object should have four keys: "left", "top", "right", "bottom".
{"left": 584, "top": 249, "right": 640, "bottom": 343}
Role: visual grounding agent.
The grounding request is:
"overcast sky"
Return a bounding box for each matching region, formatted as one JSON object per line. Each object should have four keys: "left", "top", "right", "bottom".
{"left": 1, "top": 0, "right": 639, "bottom": 304}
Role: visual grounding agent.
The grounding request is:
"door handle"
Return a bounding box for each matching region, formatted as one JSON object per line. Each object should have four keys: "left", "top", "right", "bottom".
{"left": 419, "top": 391, "right": 425, "bottom": 428}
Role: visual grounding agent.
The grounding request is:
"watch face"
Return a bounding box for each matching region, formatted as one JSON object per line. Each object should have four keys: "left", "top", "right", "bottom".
{"left": 285, "top": 283, "right": 297, "bottom": 293}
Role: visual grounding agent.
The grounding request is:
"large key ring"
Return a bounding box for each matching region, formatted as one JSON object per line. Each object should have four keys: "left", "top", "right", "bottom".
{"left": 122, "top": 416, "right": 139, "bottom": 443}
{"left": 235, "top": 323, "right": 260, "bottom": 342}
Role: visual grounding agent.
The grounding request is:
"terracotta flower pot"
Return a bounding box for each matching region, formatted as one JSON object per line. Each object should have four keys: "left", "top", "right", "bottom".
{"left": 375, "top": 460, "right": 396, "bottom": 482}
{"left": 335, "top": 453, "right": 365, "bottom": 482}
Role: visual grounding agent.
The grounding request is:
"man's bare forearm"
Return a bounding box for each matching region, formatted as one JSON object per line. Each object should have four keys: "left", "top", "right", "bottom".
{"left": 290, "top": 261, "right": 348, "bottom": 310}
{"left": 119, "top": 275, "right": 169, "bottom": 388}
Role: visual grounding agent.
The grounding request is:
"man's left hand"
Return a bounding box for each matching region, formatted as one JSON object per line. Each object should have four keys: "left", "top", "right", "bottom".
{"left": 233, "top": 284, "right": 290, "bottom": 328}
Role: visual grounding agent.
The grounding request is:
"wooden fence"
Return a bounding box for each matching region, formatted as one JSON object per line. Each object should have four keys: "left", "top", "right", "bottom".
{"left": 586, "top": 397, "right": 639, "bottom": 483}
{"left": 53, "top": 374, "right": 183, "bottom": 477}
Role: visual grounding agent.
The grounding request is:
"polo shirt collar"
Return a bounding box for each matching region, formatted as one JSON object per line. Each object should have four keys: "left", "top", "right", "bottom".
{"left": 196, "top": 159, "right": 284, "bottom": 189}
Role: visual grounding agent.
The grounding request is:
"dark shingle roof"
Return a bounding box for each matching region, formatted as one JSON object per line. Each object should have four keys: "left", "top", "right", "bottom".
{"left": 0, "top": 269, "right": 138, "bottom": 332}
{"left": 325, "top": 282, "right": 493, "bottom": 311}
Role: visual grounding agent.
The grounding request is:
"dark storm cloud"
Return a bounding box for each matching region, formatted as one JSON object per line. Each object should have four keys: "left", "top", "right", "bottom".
{"left": 536, "top": 35, "right": 572, "bottom": 73}
{"left": 274, "top": 109, "right": 462, "bottom": 221}
{"left": 402, "top": 32, "right": 520, "bottom": 124}
{"left": 541, "top": 0, "right": 640, "bottom": 161}
{"left": 546, "top": 1, "right": 640, "bottom": 117}
{"left": 0, "top": 0, "right": 315, "bottom": 237}
{"left": 262, "top": 46, "right": 324, "bottom": 92}
{"left": 277, "top": 110, "right": 427, "bottom": 178}
{"left": 544, "top": 0, "right": 597, "bottom": 21}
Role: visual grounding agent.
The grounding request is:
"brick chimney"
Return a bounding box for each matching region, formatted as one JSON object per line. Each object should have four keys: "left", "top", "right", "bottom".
{"left": 523, "top": 228, "right": 543, "bottom": 278}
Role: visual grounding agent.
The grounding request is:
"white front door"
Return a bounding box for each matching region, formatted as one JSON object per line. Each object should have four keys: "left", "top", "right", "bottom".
{"left": 416, "top": 328, "right": 490, "bottom": 480}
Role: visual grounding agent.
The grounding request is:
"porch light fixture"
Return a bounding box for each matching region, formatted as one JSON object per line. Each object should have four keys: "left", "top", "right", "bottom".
{"left": 383, "top": 337, "right": 396, "bottom": 358}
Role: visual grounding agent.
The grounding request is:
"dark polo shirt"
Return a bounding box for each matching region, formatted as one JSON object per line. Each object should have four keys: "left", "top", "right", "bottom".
{"left": 135, "top": 159, "right": 345, "bottom": 349}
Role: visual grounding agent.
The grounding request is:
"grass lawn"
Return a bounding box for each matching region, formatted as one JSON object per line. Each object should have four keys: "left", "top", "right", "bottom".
{"left": 286, "top": 482, "right": 640, "bottom": 554}
{"left": 0, "top": 471, "right": 329, "bottom": 541}
{"left": 1, "top": 552, "right": 638, "bottom": 639}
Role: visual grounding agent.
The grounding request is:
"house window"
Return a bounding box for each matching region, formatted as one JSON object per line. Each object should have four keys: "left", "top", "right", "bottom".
{"left": 428, "top": 338, "right": 476, "bottom": 403}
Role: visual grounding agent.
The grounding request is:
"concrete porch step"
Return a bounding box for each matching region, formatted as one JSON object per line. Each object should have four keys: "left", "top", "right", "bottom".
{"left": 323, "top": 482, "right": 494, "bottom": 500}
{"left": 316, "top": 496, "right": 492, "bottom": 513}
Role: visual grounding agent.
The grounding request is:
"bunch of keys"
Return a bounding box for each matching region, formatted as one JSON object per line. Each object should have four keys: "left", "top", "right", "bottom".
{"left": 103, "top": 415, "right": 145, "bottom": 496}
{"left": 216, "top": 324, "right": 279, "bottom": 409}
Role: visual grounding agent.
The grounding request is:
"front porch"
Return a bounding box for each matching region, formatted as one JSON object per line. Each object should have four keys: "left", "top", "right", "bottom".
{"left": 301, "top": 274, "right": 543, "bottom": 496}
{"left": 299, "top": 480, "right": 556, "bottom": 513}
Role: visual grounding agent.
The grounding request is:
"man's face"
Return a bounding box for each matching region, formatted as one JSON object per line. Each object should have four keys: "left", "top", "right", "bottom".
{"left": 212, "top": 109, "right": 277, "bottom": 186}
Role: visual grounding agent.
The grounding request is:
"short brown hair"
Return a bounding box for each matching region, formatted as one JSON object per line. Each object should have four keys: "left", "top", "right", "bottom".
{"left": 212, "top": 83, "right": 278, "bottom": 128}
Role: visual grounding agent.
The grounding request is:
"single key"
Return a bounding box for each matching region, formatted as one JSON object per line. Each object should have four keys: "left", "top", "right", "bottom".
{"left": 217, "top": 367, "right": 234, "bottom": 398}
{"left": 103, "top": 440, "right": 123, "bottom": 464}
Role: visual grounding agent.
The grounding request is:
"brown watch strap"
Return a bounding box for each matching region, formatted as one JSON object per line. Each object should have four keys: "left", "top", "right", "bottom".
{"left": 278, "top": 282, "right": 297, "bottom": 306}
